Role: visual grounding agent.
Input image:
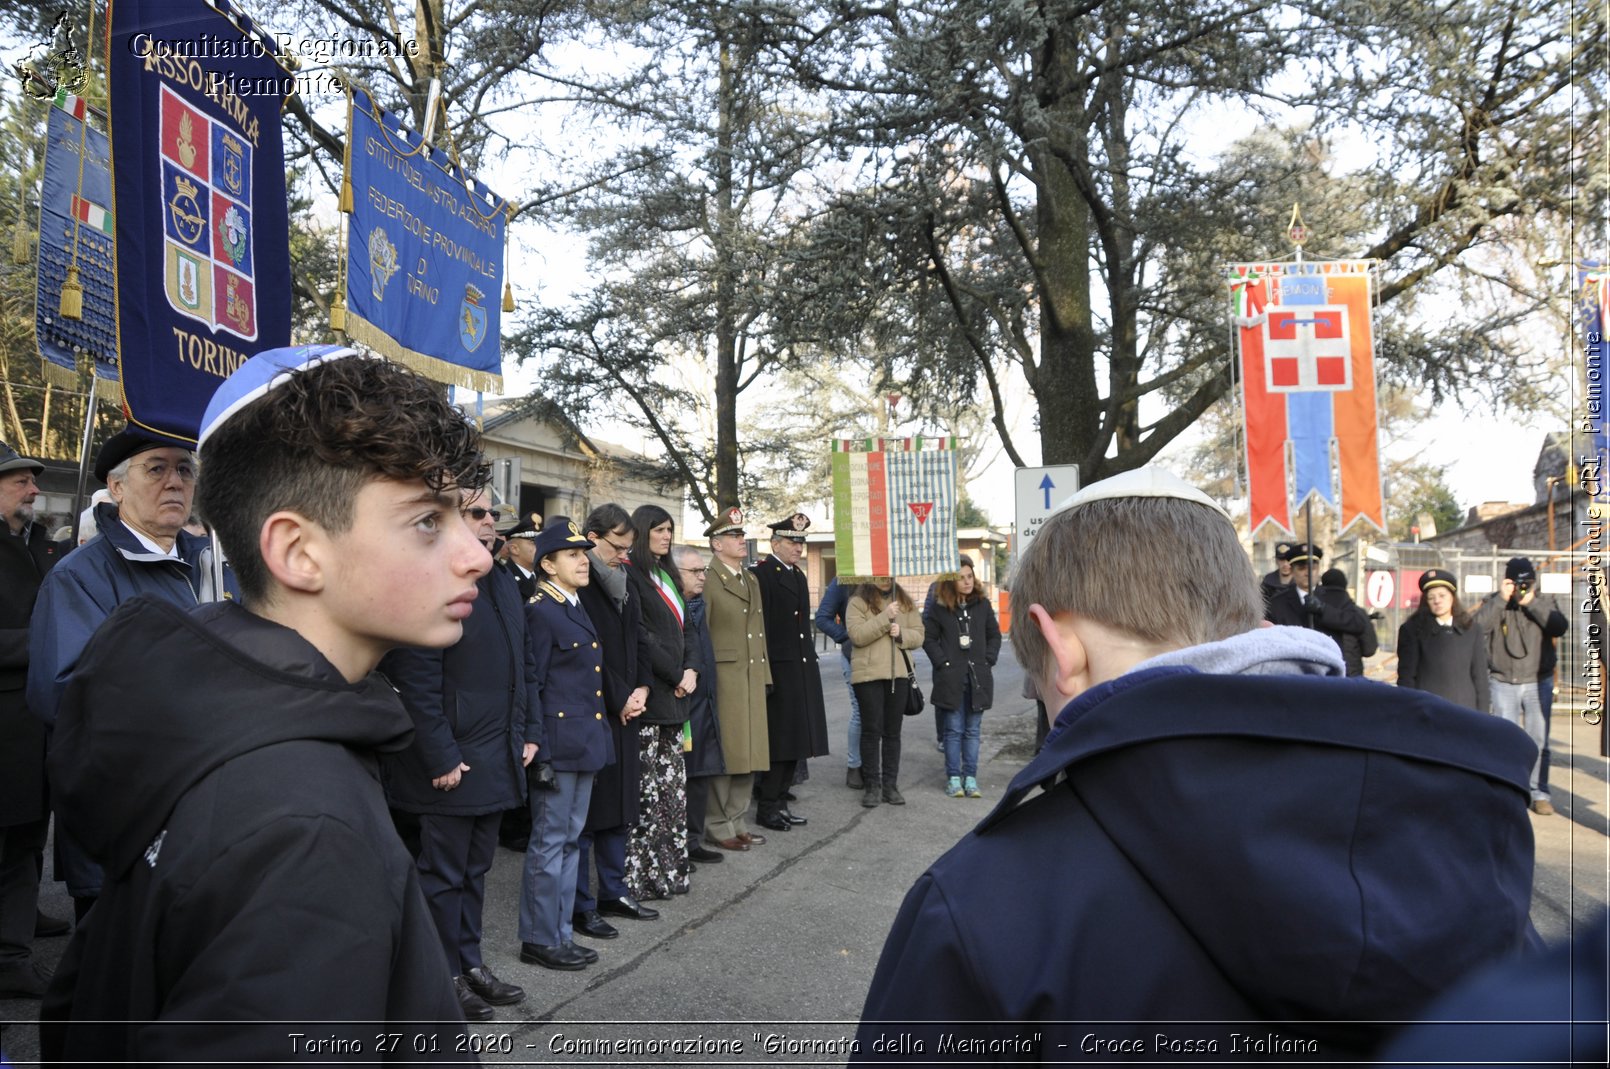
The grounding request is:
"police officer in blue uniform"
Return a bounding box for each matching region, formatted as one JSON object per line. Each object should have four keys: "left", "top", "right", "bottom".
{"left": 517, "top": 522, "right": 614, "bottom": 971}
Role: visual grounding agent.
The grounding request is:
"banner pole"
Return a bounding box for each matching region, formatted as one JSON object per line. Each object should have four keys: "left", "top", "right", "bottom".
{"left": 67, "top": 373, "right": 98, "bottom": 546}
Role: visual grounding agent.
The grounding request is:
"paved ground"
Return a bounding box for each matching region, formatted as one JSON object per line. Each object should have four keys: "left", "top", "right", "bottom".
{"left": 3, "top": 644, "right": 1606, "bottom": 1065}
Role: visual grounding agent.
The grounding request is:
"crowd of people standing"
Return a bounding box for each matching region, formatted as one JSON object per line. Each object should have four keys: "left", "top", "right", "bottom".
{"left": 1262, "top": 541, "right": 1569, "bottom": 815}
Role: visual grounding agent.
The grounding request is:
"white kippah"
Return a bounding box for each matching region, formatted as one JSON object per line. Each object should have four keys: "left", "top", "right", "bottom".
{"left": 1049, "top": 465, "right": 1232, "bottom": 521}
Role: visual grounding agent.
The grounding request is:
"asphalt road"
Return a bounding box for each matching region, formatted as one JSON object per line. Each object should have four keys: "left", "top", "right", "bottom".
{"left": 4, "top": 643, "right": 1606, "bottom": 1066}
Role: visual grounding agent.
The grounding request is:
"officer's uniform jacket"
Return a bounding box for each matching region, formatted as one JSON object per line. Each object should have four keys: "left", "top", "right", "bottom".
{"left": 525, "top": 580, "right": 612, "bottom": 773}
{"left": 704, "top": 557, "right": 772, "bottom": 774}
{"left": 750, "top": 555, "right": 829, "bottom": 761}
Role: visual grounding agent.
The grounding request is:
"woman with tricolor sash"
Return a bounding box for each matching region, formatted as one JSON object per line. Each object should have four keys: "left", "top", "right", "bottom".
{"left": 624, "top": 505, "right": 696, "bottom": 898}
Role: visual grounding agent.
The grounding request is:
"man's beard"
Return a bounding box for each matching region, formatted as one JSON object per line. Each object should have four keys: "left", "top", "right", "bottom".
{"left": 10, "top": 502, "right": 34, "bottom": 529}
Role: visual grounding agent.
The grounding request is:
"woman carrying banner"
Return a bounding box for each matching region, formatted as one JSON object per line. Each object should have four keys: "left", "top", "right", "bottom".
{"left": 623, "top": 505, "right": 694, "bottom": 899}
{"left": 846, "top": 577, "right": 924, "bottom": 808}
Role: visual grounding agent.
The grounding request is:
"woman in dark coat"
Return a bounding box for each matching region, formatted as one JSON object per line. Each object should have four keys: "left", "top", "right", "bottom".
{"left": 1396, "top": 568, "right": 1488, "bottom": 713}
{"left": 622, "top": 505, "right": 694, "bottom": 899}
{"left": 575, "top": 505, "right": 655, "bottom": 923}
{"left": 921, "top": 556, "right": 1001, "bottom": 798}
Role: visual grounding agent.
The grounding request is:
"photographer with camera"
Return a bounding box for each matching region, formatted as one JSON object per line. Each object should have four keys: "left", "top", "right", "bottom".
{"left": 1474, "top": 557, "right": 1568, "bottom": 815}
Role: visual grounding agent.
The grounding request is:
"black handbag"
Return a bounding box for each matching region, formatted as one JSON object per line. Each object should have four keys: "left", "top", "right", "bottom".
{"left": 900, "top": 648, "right": 924, "bottom": 717}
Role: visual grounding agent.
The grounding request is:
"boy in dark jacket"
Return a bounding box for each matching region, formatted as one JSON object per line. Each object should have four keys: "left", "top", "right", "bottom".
{"left": 856, "top": 467, "right": 1538, "bottom": 1062}
{"left": 40, "top": 346, "right": 490, "bottom": 1063}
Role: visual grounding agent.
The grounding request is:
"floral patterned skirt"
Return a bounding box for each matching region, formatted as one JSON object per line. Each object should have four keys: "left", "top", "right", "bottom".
{"left": 626, "top": 723, "right": 689, "bottom": 899}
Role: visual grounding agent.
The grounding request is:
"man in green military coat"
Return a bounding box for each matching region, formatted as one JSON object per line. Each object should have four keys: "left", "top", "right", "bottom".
{"left": 701, "top": 507, "right": 771, "bottom": 851}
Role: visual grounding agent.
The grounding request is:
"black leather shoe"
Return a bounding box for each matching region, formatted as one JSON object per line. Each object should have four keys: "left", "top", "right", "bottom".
{"left": 463, "top": 965, "right": 524, "bottom": 1006}
{"left": 689, "top": 845, "right": 724, "bottom": 863}
{"left": 846, "top": 767, "right": 864, "bottom": 790}
{"left": 453, "top": 976, "right": 495, "bottom": 1020}
{"left": 597, "top": 895, "right": 660, "bottom": 921}
{"left": 572, "top": 910, "right": 619, "bottom": 939}
{"left": 519, "top": 942, "right": 587, "bottom": 971}
{"left": 756, "top": 811, "right": 792, "bottom": 832}
{"left": 779, "top": 808, "right": 807, "bottom": 826}
{"left": 565, "top": 940, "right": 599, "bottom": 964}
{"left": 35, "top": 910, "right": 70, "bottom": 938}
{"left": 783, "top": 790, "right": 798, "bottom": 802}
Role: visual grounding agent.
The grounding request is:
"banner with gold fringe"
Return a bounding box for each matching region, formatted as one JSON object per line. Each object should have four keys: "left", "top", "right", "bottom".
{"left": 35, "top": 87, "right": 119, "bottom": 400}
{"left": 339, "top": 88, "right": 506, "bottom": 392}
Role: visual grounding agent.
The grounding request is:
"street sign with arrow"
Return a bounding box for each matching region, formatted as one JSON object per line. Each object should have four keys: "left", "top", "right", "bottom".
{"left": 1013, "top": 464, "right": 1081, "bottom": 562}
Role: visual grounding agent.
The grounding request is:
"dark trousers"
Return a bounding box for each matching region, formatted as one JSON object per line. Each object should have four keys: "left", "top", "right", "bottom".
{"left": 575, "top": 825, "right": 628, "bottom": 911}
{"left": 685, "top": 767, "right": 710, "bottom": 843}
{"left": 756, "top": 759, "right": 797, "bottom": 817}
{"left": 854, "top": 678, "right": 909, "bottom": 789}
{"left": 416, "top": 812, "right": 500, "bottom": 974}
{"left": 0, "top": 819, "right": 47, "bottom": 967}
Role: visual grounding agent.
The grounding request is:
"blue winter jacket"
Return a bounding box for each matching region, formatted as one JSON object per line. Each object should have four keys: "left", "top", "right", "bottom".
{"left": 379, "top": 563, "right": 535, "bottom": 815}
{"left": 856, "top": 647, "right": 1539, "bottom": 1061}
{"left": 27, "top": 504, "right": 221, "bottom": 729}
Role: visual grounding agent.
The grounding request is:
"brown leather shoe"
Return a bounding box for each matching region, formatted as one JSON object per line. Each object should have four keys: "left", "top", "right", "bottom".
{"left": 708, "top": 837, "right": 750, "bottom": 851}
{"left": 739, "top": 831, "right": 767, "bottom": 846}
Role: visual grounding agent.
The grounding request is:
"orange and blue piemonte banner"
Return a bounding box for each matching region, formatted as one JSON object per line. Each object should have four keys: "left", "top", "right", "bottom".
{"left": 831, "top": 437, "right": 959, "bottom": 580}
{"left": 107, "top": 0, "right": 293, "bottom": 443}
{"left": 1230, "top": 260, "right": 1384, "bottom": 537}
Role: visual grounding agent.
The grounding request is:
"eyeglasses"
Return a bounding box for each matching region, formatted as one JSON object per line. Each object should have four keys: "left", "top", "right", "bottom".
{"left": 131, "top": 459, "right": 197, "bottom": 484}
{"left": 681, "top": 566, "right": 708, "bottom": 576}
{"left": 600, "top": 536, "right": 633, "bottom": 555}
{"left": 461, "top": 506, "right": 503, "bottom": 522}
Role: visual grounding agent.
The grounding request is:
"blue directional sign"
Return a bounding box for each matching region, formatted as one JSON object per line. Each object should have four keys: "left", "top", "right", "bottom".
{"left": 1013, "top": 464, "right": 1081, "bottom": 561}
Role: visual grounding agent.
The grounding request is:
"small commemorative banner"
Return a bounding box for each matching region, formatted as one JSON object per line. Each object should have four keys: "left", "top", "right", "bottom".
{"left": 1229, "top": 260, "right": 1384, "bottom": 537}
{"left": 36, "top": 88, "right": 119, "bottom": 396}
{"left": 107, "top": 0, "right": 293, "bottom": 443}
{"left": 342, "top": 88, "right": 506, "bottom": 392}
{"left": 831, "top": 437, "right": 959, "bottom": 579}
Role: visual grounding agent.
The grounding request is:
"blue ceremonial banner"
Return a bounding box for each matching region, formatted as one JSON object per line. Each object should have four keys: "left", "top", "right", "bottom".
{"left": 107, "top": 0, "right": 293, "bottom": 443}
{"left": 35, "top": 89, "right": 119, "bottom": 397}
{"left": 343, "top": 89, "right": 506, "bottom": 391}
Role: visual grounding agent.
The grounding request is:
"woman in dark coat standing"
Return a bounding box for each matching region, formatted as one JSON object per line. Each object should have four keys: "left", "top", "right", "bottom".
{"left": 1396, "top": 568, "right": 1488, "bottom": 713}
{"left": 623, "top": 505, "right": 694, "bottom": 899}
{"left": 921, "top": 555, "right": 1001, "bottom": 799}
{"left": 575, "top": 505, "right": 656, "bottom": 924}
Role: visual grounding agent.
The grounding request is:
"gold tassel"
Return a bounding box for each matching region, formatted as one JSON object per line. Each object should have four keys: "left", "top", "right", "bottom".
{"left": 502, "top": 279, "right": 515, "bottom": 312}
{"left": 339, "top": 176, "right": 353, "bottom": 213}
{"left": 59, "top": 264, "right": 84, "bottom": 319}
{"left": 11, "top": 226, "right": 30, "bottom": 265}
{"left": 329, "top": 298, "right": 347, "bottom": 332}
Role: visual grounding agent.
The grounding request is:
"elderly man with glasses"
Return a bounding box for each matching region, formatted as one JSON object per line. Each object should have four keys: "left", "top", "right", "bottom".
{"left": 27, "top": 426, "right": 232, "bottom": 922}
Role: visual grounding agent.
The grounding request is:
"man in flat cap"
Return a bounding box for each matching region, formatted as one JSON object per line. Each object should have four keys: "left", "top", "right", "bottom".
{"left": 749, "top": 512, "right": 829, "bottom": 831}
{"left": 701, "top": 507, "right": 771, "bottom": 851}
{"left": 27, "top": 426, "right": 214, "bottom": 920}
{"left": 856, "top": 467, "right": 1538, "bottom": 1061}
{"left": 0, "top": 442, "right": 64, "bottom": 997}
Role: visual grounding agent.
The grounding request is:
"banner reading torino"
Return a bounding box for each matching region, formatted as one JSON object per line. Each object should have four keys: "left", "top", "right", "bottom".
{"left": 1230, "top": 259, "right": 1385, "bottom": 537}
{"left": 831, "top": 437, "right": 959, "bottom": 579}
{"left": 107, "top": 0, "right": 293, "bottom": 442}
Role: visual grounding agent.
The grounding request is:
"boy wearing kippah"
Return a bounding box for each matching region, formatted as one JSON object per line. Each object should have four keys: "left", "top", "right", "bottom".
{"left": 41, "top": 346, "right": 491, "bottom": 1062}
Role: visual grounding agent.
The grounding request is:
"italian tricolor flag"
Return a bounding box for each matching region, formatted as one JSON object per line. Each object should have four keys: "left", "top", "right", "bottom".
{"left": 71, "top": 195, "right": 112, "bottom": 235}
{"left": 53, "top": 87, "right": 87, "bottom": 120}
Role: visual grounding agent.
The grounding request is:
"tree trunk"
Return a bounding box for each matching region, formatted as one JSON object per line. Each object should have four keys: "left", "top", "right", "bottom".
{"left": 712, "top": 28, "right": 740, "bottom": 510}
{"left": 1030, "top": 118, "right": 1098, "bottom": 474}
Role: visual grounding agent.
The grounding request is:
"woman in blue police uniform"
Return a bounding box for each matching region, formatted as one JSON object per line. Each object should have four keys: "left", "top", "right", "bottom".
{"left": 516, "top": 523, "right": 613, "bottom": 972}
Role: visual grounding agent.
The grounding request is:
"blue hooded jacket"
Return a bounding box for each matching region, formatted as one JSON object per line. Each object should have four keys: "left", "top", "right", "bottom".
{"left": 856, "top": 628, "right": 1538, "bottom": 1061}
